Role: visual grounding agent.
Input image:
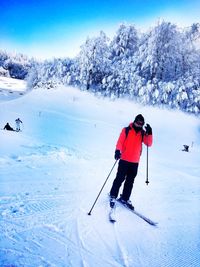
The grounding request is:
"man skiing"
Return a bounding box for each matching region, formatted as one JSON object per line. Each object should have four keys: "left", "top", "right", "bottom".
{"left": 109, "top": 114, "right": 153, "bottom": 210}
{"left": 15, "top": 118, "right": 23, "bottom": 132}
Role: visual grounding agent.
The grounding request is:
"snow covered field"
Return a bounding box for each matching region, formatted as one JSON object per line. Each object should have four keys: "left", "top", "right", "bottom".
{"left": 0, "top": 78, "right": 200, "bottom": 267}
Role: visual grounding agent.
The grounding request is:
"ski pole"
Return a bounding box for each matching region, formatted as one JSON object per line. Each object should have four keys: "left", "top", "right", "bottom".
{"left": 145, "top": 145, "right": 149, "bottom": 185}
{"left": 88, "top": 160, "right": 118, "bottom": 215}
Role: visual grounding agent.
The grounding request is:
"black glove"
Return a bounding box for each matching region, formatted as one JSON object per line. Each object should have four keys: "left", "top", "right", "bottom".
{"left": 145, "top": 124, "right": 152, "bottom": 135}
{"left": 114, "top": 150, "right": 121, "bottom": 160}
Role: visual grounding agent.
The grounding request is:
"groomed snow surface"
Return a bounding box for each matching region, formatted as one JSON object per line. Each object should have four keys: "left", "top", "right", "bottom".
{"left": 0, "top": 78, "right": 200, "bottom": 267}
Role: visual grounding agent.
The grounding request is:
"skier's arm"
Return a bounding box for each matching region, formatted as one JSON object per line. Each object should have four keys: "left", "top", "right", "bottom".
{"left": 116, "top": 128, "right": 126, "bottom": 151}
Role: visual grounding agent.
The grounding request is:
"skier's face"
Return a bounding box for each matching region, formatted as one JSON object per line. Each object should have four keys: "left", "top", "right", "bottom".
{"left": 134, "top": 121, "right": 144, "bottom": 128}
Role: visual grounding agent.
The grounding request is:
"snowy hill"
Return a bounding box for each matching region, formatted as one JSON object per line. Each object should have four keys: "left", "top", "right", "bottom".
{"left": 0, "top": 80, "right": 200, "bottom": 267}
{"left": 0, "top": 76, "right": 27, "bottom": 102}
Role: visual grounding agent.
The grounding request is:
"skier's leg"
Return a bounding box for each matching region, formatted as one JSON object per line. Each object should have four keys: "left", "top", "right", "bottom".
{"left": 110, "top": 160, "right": 127, "bottom": 198}
{"left": 121, "top": 163, "right": 138, "bottom": 201}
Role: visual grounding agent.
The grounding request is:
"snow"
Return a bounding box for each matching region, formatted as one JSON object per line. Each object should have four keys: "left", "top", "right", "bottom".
{"left": 0, "top": 77, "right": 26, "bottom": 92}
{"left": 0, "top": 77, "right": 27, "bottom": 102}
{"left": 0, "top": 77, "right": 200, "bottom": 267}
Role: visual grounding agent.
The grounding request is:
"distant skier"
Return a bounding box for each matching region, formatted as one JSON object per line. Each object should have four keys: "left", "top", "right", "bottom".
{"left": 109, "top": 114, "right": 153, "bottom": 209}
{"left": 15, "top": 118, "right": 23, "bottom": 132}
{"left": 182, "top": 145, "right": 189, "bottom": 152}
{"left": 4, "top": 122, "right": 15, "bottom": 131}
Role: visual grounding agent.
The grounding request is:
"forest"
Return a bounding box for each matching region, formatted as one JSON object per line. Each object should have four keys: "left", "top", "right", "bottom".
{"left": 0, "top": 21, "right": 200, "bottom": 115}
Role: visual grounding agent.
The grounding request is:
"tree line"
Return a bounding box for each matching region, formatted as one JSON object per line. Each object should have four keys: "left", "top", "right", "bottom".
{"left": 0, "top": 21, "right": 200, "bottom": 115}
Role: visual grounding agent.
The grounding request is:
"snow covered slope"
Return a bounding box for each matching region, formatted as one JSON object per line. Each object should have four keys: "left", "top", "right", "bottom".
{"left": 0, "top": 76, "right": 27, "bottom": 102}
{"left": 0, "top": 83, "right": 200, "bottom": 267}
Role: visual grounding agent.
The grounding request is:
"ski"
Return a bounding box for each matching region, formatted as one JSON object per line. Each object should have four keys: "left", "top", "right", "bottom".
{"left": 109, "top": 207, "right": 116, "bottom": 223}
{"left": 131, "top": 209, "right": 157, "bottom": 226}
{"left": 117, "top": 200, "right": 157, "bottom": 226}
{"left": 108, "top": 196, "right": 117, "bottom": 223}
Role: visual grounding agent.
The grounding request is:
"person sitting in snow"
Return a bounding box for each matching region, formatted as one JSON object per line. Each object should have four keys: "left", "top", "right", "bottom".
{"left": 15, "top": 118, "right": 23, "bottom": 132}
{"left": 4, "top": 122, "right": 15, "bottom": 131}
{"left": 182, "top": 145, "right": 189, "bottom": 152}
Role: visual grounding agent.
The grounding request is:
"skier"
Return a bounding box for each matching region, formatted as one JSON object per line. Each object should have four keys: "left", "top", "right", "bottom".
{"left": 15, "top": 118, "right": 23, "bottom": 132}
{"left": 3, "top": 122, "right": 15, "bottom": 131}
{"left": 109, "top": 114, "right": 153, "bottom": 209}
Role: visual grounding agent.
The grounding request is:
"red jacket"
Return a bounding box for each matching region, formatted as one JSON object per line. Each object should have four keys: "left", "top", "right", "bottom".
{"left": 116, "top": 123, "right": 153, "bottom": 163}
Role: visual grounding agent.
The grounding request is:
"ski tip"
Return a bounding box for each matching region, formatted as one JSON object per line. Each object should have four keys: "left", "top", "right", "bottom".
{"left": 109, "top": 209, "right": 116, "bottom": 223}
{"left": 109, "top": 218, "right": 116, "bottom": 223}
{"left": 149, "top": 221, "right": 158, "bottom": 227}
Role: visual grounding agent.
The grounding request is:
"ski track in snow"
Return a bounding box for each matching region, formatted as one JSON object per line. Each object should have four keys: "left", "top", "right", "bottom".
{"left": 0, "top": 81, "right": 200, "bottom": 267}
{"left": 113, "top": 224, "right": 131, "bottom": 267}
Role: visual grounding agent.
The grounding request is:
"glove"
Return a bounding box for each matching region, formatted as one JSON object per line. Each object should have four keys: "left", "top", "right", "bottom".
{"left": 114, "top": 150, "right": 121, "bottom": 160}
{"left": 145, "top": 124, "right": 152, "bottom": 135}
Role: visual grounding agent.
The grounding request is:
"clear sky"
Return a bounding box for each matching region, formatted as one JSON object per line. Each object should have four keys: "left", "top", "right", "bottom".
{"left": 1, "top": 0, "right": 200, "bottom": 59}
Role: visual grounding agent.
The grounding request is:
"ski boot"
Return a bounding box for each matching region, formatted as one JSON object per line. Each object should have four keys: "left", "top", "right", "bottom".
{"left": 109, "top": 196, "right": 116, "bottom": 208}
{"left": 118, "top": 197, "right": 134, "bottom": 210}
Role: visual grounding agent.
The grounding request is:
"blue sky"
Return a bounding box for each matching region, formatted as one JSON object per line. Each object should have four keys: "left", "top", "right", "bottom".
{"left": 1, "top": 0, "right": 200, "bottom": 59}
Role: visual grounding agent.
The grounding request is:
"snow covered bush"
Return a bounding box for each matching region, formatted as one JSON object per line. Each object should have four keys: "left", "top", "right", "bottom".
{"left": 0, "top": 66, "right": 10, "bottom": 77}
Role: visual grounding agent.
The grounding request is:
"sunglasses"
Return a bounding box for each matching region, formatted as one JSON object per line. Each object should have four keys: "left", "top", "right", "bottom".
{"left": 134, "top": 121, "right": 144, "bottom": 127}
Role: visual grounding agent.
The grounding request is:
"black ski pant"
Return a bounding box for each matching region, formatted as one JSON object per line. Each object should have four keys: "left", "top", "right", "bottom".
{"left": 110, "top": 159, "right": 138, "bottom": 201}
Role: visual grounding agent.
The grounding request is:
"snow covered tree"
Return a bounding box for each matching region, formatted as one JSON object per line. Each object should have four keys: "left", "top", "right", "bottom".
{"left": 0, "top": 50, "right": 9, "bottom": 67}
{"left": 1, "top": 51, "right": 32, "bottom": 79}
{"left": 136, "top": 21, "right": 183, "bottom": 82}
{"left": 63, "top": 58, "right": 81, "bottom": 86}
{"left": 26, "top": 57, "right": 77, "bottom": 89}
{"left": 102, "top": 24, "right": 139, "bottom": 97}
{"left": 110, "top": 24, "right": 139, "bottom": 60}
{"left": 77, "top": 31, "right": 111, "bottom": 91}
